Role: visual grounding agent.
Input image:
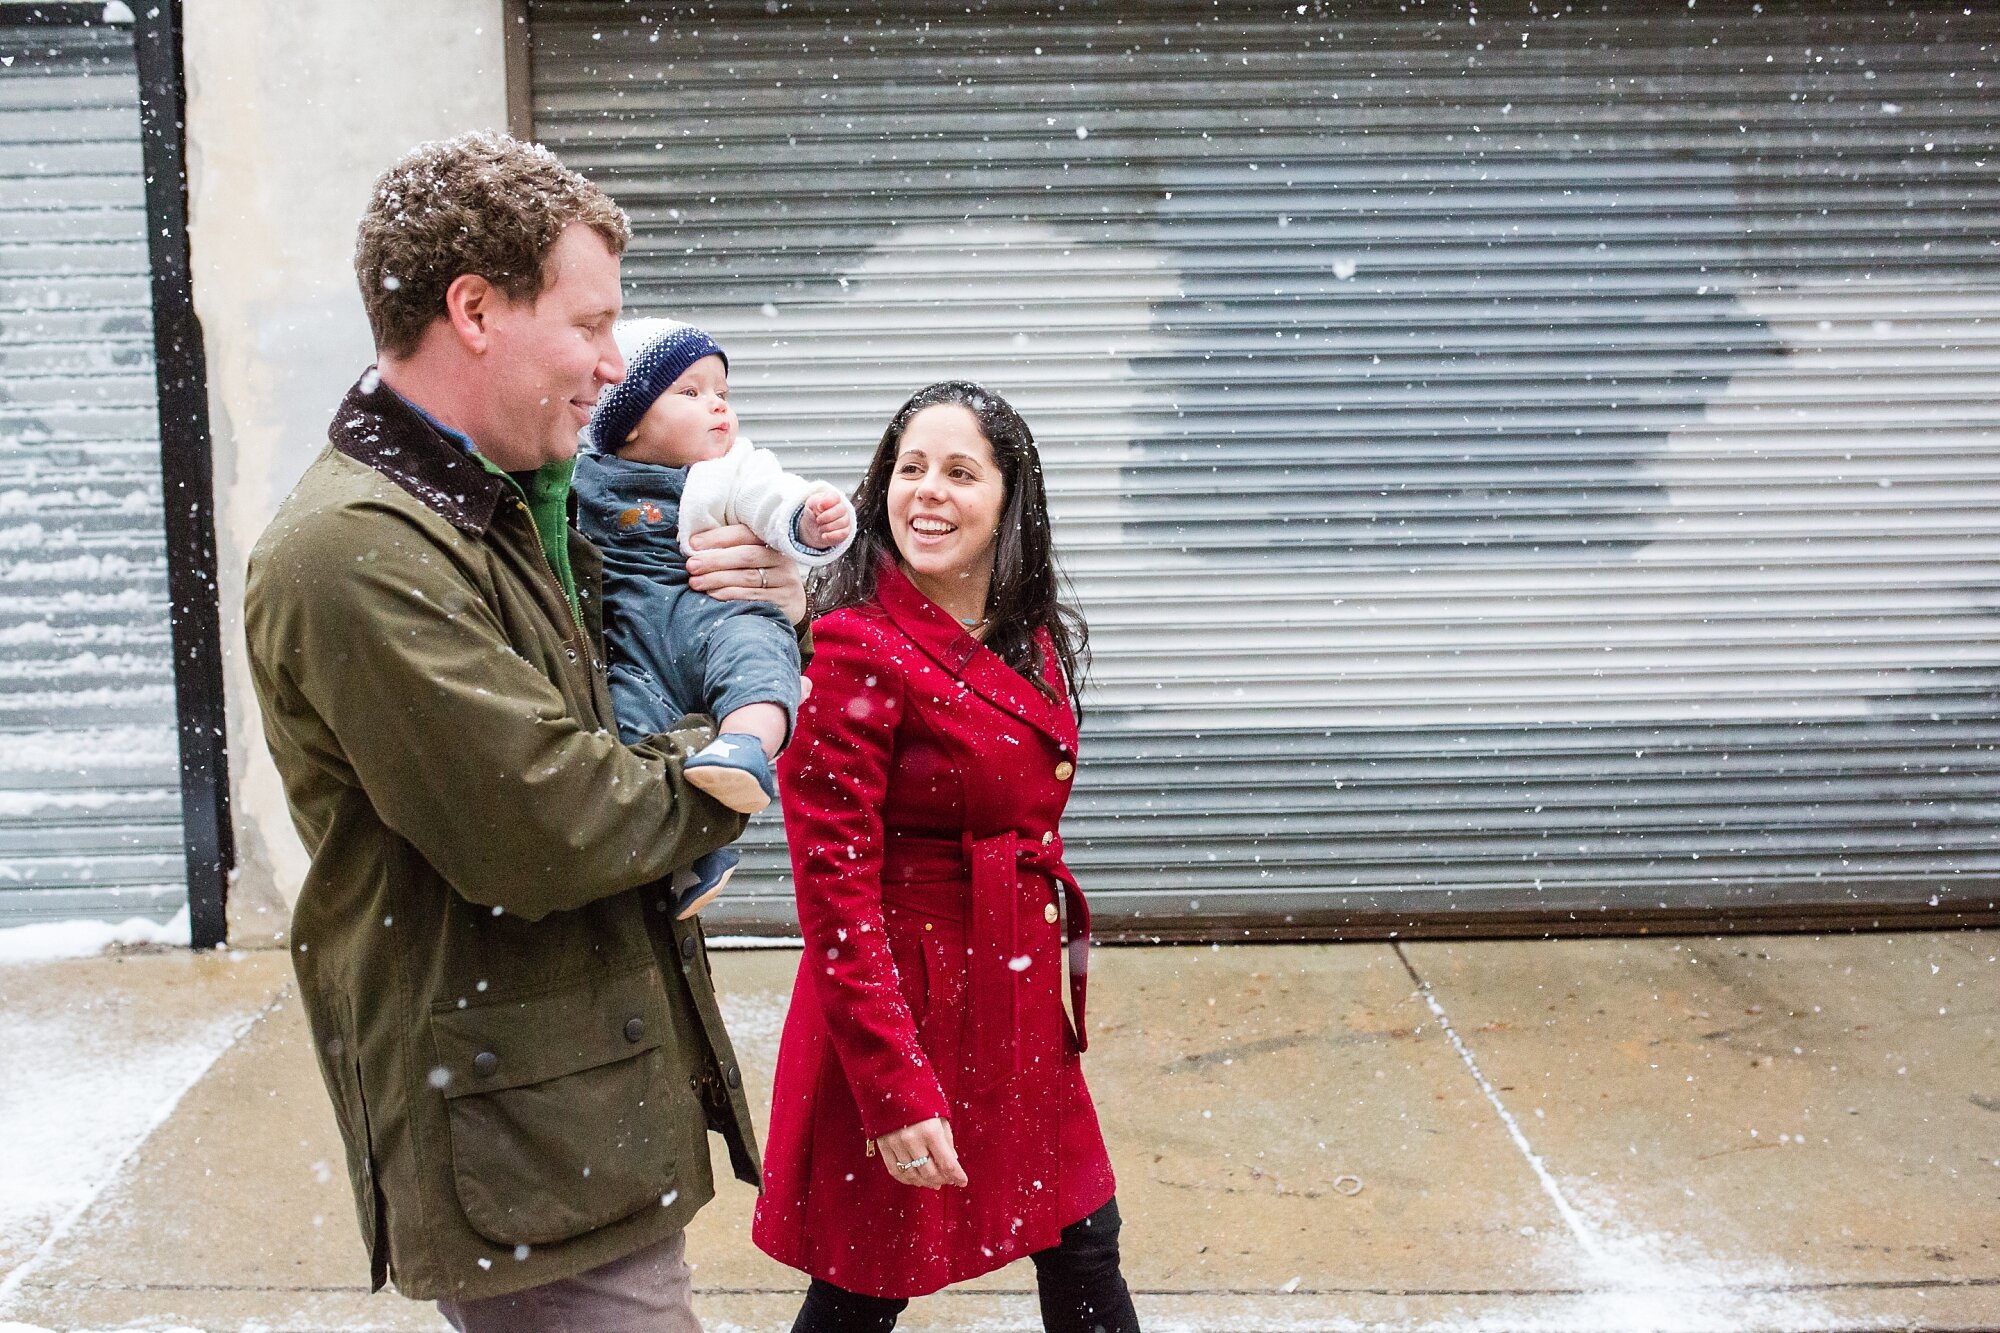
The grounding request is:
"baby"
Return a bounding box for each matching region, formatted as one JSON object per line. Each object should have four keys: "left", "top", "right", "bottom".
{"left": 574, "top": 320, "right": 855, "bottom": 916}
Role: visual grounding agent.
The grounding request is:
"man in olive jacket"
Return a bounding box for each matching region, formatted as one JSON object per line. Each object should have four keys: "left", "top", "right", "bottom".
{"left": 244, "top": 134, "right": 805, "bottom": 1327}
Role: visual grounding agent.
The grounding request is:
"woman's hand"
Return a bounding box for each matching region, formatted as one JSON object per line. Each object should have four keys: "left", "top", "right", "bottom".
{"left": 685, "top": 524, "right": 808, "bottom": 623}
{"left": 875, "top": 1117, "right": 968, "bottom": 1190}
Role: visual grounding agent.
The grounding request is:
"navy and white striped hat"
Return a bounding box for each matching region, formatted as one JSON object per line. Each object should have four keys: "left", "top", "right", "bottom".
{"left": 587, "top": 319, "right": 729, "bottom": 452}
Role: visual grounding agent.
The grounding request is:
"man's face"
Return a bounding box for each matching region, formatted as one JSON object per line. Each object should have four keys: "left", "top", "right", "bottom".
{"left": 478, "top": 223, "right": 625, "bottom": 471}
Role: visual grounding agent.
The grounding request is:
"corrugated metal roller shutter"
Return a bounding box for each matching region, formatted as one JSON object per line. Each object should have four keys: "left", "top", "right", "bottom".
{"left": 531, "top": 0, "right": 2000, "bottom": 936}
{"left": 0, "top": 17, "right": 185, "bottom": 926}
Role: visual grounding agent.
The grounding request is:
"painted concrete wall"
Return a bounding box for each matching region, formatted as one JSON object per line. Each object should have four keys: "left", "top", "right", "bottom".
{"left": 184, "top": 1, "right": 510, "bottom": 942}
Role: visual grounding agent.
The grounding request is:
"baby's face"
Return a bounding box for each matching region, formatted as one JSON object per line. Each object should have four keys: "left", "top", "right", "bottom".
{"left": 622, "top": 354, "right": 737, "bottom": 467}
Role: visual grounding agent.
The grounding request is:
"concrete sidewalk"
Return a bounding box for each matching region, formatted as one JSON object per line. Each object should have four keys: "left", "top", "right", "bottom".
{"left": 0, "top": 932, "right": 1995, "bottom": 1332}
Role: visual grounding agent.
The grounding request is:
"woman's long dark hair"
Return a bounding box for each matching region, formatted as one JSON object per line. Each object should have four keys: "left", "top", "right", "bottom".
{"left": 813, "top": 381, "right": 1088, "bottom": 708}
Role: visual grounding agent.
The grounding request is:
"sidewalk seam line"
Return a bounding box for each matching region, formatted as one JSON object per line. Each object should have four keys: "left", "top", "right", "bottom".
{"left": 0, "top": 985, "right": 288, "bottom": 1314}
{"left": 1392, "top": 942, "right": 1607, "bottom": 1265}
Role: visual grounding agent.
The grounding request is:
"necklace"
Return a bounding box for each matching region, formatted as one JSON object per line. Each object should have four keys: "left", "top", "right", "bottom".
{"left": 959, "top": 615, "right": 990, "bottom": 631}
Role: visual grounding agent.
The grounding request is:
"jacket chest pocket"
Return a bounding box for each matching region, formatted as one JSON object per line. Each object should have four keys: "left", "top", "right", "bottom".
{"left": 429, "top": 963, "right": 681, "bottom": 1247}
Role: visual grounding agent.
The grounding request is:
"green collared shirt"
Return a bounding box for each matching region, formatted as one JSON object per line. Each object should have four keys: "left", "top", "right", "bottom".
{"left": 400, "top": 392, "right": 582, "bottom": 622}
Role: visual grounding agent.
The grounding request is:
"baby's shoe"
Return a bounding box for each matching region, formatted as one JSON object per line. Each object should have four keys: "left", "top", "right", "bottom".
{"left": 685, "top": 733, "right": 778, "bottom": 814}
{"left": 674, "top": 847, "right": 738, "bottom": 920}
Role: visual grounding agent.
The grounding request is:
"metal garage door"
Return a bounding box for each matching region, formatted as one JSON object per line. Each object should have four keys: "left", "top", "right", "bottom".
{"left": 0, "top": 13, "right": 186, "bottom": 927}
{"left": 531, "top": 0, "right": 2000, "bottom": 937}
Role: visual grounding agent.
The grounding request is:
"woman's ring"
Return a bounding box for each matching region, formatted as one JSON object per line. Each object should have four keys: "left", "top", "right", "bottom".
{"left": 897, "top": 1155, "right": 931, "bottom": 1171}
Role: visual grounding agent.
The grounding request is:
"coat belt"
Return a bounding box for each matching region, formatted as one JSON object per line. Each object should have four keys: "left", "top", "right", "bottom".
{"left": 880, "top": 831, "right": 1092, "bottom": 1064}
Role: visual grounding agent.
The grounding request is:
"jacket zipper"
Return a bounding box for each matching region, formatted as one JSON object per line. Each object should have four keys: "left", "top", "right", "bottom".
{"left": 512, "top": 496, "right": 596, "bottom": 675}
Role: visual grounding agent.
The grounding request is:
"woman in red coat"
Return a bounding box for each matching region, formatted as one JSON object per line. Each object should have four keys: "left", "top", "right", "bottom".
{"left": 753, "top": 382, "right": 1140, "bottom": 1332}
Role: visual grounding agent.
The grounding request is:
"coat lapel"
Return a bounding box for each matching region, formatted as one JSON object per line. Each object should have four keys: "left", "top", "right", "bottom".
{"left": 330, "top": 371, "right": 505, "bottom": 534}
{"left": 874, "top": 559, "right": 1077, "bottom": 753}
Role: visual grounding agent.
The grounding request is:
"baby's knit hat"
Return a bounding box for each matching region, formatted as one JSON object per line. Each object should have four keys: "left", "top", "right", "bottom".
{"left": 588, "top": 318, "right": 729, "bottom": 452}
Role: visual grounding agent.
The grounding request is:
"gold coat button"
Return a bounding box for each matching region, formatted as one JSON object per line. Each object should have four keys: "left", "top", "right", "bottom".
{"left": 1041, "top": 830, "right": 1055, "bottom": 846}
{"left": 1054, "top": 760, "right": 1074, "bottom": 781}
{"left": 1044, "top": 903, "right": 1059, "bottom": 924}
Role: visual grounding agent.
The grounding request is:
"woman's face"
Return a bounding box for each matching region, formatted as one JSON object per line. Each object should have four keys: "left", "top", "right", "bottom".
{"left": 887, "top": 403, "right": 1007, "bottom": 590}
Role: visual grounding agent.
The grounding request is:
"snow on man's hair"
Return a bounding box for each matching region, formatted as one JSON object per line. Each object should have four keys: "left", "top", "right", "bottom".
{"left": 354, "top": 130, "right": 630, "bottom": 358}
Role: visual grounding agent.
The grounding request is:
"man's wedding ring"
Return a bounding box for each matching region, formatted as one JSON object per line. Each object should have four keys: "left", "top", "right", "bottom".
{"left": 896, "top": 1155, "right": 931, "bottom": 1171}
{"left": 757, "top": 567, "right": 768, "bottom": 589}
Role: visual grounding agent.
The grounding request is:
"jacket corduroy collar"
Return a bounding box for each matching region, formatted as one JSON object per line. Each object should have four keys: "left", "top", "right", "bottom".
{"left": 872, "top": 557, "right": 1077, "bottom": 754}
{"left": 329, "top": 371, "right": 507, "bottom": 534}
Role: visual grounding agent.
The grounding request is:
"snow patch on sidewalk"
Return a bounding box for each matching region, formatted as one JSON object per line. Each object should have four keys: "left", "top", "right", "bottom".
{"left": 1486, "top": 1185, "right": 1866, "bottom": 1333}
{"left": 1390, "top": 950, "right": 1870, "bottom": 1333}
{"left": 0, "top": 961, "right": 269, "bottom": 1309}
{"left": 0, "top": 907, "right": 190, "bottom": 965}
{"left": 0, "top": 1324, "right": 203, "bottom": 1333}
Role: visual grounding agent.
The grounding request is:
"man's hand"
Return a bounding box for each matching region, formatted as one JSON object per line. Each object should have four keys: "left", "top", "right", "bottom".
{"left": 875, "top": 1117, "right": 968, "bottom": 1190}
{"left": 685, "top": 524, "right": 807, "bottom": 623}
{"left": 799, "top": 492, "right": 854, "bottom": 551}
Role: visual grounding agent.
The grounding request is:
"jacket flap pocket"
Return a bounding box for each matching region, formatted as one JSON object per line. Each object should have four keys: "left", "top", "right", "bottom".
{"left": 431, "top": 962, "right": 666, "bottom": 1097}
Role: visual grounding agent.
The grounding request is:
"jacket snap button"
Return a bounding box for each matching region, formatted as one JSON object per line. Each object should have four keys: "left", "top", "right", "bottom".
{"left": 624, "top": 1017, "right": 646, "bottom": 1043}
{"left": 1054, "top": 760, "right": 1074, "bottom": 781}
{"left": 473, "top": 1051, "right": 499, "bottom": 1077}
{"left": 724, "top": 1065, "right": 742, "bottom": 1090}
{"left": 1044, "top": 902, "right": 1059, "bottom": 924}
{"left": 1041, "top": 830, "right": 1054, "bottom": 846}
{"left": 679, "top": 934, "right": 697, "bottom": 962}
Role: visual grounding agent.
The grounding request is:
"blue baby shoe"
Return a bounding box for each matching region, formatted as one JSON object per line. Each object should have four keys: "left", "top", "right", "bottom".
{"left": 684, "top": 732, "right": 778, "bottom": 814}
{"left": 675, "top": 847, "right": 739, "bottom": 920}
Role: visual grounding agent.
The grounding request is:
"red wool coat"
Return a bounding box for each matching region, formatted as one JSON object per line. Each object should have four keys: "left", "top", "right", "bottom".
{"left": 751, "top": 560, "right": 1115, "bottom": 1299}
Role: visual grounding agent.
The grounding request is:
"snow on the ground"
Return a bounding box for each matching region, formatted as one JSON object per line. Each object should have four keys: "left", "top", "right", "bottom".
{"left": 0, "top": 1005, "right": 245, "bottom": 1278}
{"left": 0, "top": 944, "right": 266, "bottom": 1308}
{"left": 0, "top": 907, "right": 189, "bottom": 965}
{"left": 1390, "top": 976, "right": 1873, "bottom": 1333}
{"left": 0, "top": 1325, "right": 202, "bottom": 1333}
{"left": 1454, "top": 1185, "right": 1866, "bottom": 1333}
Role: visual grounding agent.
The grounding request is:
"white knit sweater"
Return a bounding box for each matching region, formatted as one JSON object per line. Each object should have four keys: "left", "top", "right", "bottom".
{"left": 676, "top": 437, "right": 856, "bottom": 568}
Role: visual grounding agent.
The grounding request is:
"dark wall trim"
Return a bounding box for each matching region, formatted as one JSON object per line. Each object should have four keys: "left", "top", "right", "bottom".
{"left": 713, "top": 900, "right": 2000, "bottom": 947}
{"left": 504, "top": 0, "right": 533, "bottom": 139}
{"left": 133, "top": 0, "right": 232, "bottom": 950}
{"left": 1099, "top": 902, "right": 2000, "bottom": 945}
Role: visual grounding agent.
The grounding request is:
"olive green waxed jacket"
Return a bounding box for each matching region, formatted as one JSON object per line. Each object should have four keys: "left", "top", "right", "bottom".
{"left": 245, "top": 376, "right": 771, "bottom": 1303}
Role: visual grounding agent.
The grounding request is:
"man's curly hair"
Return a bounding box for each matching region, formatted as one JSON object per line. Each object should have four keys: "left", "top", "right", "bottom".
{"left": 355, "top": 131, "right": 630, "bottom": 357}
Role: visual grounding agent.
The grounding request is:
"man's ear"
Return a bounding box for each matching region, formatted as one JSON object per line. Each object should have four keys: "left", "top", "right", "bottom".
{"left": 443, "top": 273, "right": 499, "bottom": 352}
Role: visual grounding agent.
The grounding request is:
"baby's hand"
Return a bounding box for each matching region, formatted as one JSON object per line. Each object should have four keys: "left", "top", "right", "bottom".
{"left": 800, "top": 491, "right": 853, "bottom": 550}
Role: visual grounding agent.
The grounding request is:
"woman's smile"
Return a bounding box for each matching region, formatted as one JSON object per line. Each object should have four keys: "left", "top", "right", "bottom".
{"left": 888, "top": 403, "right": 1005, "bottom": 602}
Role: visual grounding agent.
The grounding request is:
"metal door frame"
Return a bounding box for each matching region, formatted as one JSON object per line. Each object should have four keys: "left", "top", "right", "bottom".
{"left": 7, "top": 1, "right": 231, "bottom": 946}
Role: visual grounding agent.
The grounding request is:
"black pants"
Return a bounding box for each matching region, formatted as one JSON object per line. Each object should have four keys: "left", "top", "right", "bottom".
{"left": 790, "top": 1197, "right": 1140, "bottom": 1333}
